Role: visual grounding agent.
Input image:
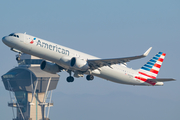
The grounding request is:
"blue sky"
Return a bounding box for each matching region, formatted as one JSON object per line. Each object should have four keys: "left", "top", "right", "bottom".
{"left": 0, "top": 0, "right": 179, "bottom": 120}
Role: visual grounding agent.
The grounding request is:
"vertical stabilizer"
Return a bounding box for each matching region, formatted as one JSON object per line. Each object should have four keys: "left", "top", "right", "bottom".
{"left": 137, "top": 52, "right": 166, "bottom": 79}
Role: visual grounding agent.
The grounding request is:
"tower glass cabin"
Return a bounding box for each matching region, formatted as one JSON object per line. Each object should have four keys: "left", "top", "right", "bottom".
{"left": 1, "top": 53, "right": 60, "bottom": 120}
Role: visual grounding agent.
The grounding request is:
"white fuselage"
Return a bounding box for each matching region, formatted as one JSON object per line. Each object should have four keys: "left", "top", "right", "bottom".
{"left": 2, "top": 33, "right": 152, "bottom": 86}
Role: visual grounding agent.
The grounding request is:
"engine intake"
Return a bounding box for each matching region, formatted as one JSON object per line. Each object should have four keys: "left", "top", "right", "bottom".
{"left": 40, "top": 61, "right": 60, "bottom": 74}
{"left": 70, "top": 57, "right": 89, "bottom": 71}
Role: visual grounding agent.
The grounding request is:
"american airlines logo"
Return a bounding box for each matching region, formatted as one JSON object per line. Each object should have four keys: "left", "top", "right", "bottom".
{"left": 30, "top": 38, "right": 36, "bottom": 44}
{"left": 36, "top": 40, "right": 69, "bottom": 56}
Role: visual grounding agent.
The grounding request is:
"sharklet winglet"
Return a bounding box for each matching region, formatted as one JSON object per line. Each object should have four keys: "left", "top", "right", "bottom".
{"left": 143, "top": 47, "right": 152, "bottom": 56}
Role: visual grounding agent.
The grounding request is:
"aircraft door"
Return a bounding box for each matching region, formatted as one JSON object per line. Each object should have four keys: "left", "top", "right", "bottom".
{"left": 23, "top": 33, "right": 33, "bottom": 51}
{"left": 19, "top": 32, "right": 27, "bottom": 43}
{"left": 23, "top": 33, "right": 31, "bottom": 44}
{"left": 19, "top": 32, "right": 26, "bottom": 43}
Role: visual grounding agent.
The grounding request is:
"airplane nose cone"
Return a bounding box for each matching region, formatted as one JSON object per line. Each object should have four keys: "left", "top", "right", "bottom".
{"left": 2, "top": 36, "right": 6, "bottom": 43}
{"left": 2, "top": 36, "right": 9, "bottom": 46}
{"left": 2, "top": 36, "right": 13, "bottom": 47}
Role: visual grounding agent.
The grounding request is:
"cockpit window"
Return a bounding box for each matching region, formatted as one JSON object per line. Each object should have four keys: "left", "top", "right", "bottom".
{"left": 9, "top": 33, "right": 14, "bottom": 36}
{"left": 9, "top": 33, "right": 19, "bottom": 38}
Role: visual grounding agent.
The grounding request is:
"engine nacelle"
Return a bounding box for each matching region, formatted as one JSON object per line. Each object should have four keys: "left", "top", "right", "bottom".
{"left": 70, "top": 57, "right": 89, "bottom": 71}
{"left": 40, "top": 61, "right": 60, "bottom": 74}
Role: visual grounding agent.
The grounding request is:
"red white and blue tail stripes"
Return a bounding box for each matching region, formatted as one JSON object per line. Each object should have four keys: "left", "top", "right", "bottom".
{"left": 135, "top": 52, "right": 166, "bottom": 85}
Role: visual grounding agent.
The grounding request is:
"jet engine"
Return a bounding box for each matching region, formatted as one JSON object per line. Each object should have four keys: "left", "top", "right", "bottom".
{"left": 70, "top": 57, "right": 89, "bottom": 71}
{"left": 40, "top": 61, "right": 60, "bottom": 74}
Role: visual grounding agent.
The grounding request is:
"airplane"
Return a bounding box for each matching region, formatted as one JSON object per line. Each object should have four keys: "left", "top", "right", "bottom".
{"left": 2, "top": 32, "right": 175, "bottom": 86}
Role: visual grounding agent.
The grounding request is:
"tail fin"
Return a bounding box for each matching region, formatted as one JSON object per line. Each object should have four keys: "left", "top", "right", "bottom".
{"left": 138, "top": 52, "right": 166, "bottom": 79}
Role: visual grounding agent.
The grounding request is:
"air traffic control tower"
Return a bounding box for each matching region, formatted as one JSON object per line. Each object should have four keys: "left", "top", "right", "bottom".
{"left": 1, "top": 54, "right": 60, "bottom": 120}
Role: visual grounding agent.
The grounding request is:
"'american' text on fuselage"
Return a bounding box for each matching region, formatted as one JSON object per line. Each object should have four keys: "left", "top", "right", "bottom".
{"left": 36, "top": 40, "right": 69, "bottom": 55}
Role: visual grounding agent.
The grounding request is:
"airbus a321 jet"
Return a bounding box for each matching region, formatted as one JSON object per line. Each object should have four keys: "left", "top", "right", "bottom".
{"left": 2, "top": 33, "right": 175, "bottom": 86}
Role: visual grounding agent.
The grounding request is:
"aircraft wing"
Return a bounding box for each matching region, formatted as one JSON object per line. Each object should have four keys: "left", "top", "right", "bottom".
{"left": 87, "top": 47, "right": 152, "bottom": 69}
{"left": 148, "top": 78, "right": 175, "bottom": 82}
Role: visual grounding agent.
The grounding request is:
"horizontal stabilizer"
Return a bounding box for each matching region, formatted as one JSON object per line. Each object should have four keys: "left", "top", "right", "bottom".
{"left": 147, "top": 78, "right": 175, "bottom": 82}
